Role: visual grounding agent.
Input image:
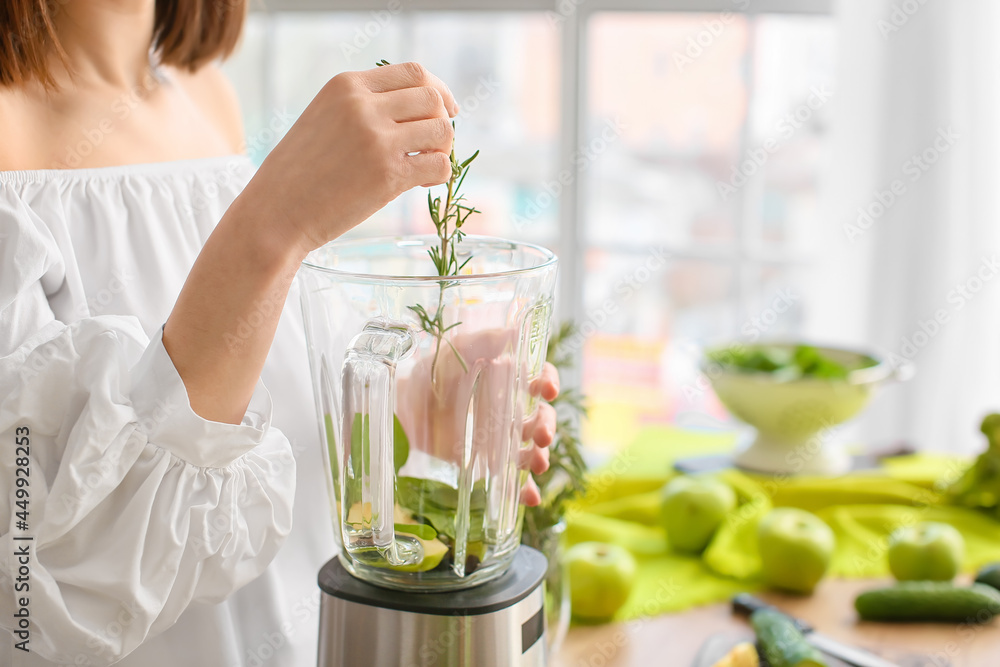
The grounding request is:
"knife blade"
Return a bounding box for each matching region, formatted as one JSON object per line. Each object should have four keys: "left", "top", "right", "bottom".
{"left": 731, "top": 594, "right": 900, "bottom": 667}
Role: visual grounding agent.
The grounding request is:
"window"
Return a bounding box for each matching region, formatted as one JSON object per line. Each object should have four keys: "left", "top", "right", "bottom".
{"left": 224, "top": 0, "right": 836, "bottom": 453}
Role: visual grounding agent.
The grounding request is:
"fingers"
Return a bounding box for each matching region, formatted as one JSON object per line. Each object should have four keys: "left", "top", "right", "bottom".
{"left": 379, "top": 86, "right": 450, "bottom": 123}
{"left": 361, "top": 62, "right": 459, "bottom": 117}
{"left": 529, "top": 362, "right": 560, "bottom": 402}
{"left": 404, "top": 151, "right": 452, "bottom": 188}
{"left": 518, "top": 442, "right": 551, "bottom": 476}
{"left": 531, "top": 445, "right": 550, "bottom": 475}
{"left": 397, "top": 116, "right": 454, "bottom": 155}
{"left": 520, "top": 400, "right": 555, "bottom": 445}
{"left": 520, "top": 477, "right": 542, "bottom": 507}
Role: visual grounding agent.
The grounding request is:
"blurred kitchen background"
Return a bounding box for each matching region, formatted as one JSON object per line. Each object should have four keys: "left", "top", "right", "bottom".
{"left": 225, "top": 0, "right": 1000, "bottom": 456}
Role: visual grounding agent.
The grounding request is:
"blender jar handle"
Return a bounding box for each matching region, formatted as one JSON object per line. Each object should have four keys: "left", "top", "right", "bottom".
{"left": 341, "top": 320, "right": 414, "bottom": 567}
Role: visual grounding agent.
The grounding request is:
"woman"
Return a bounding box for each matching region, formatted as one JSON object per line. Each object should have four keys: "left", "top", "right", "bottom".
{"left": 0, "top": 1, "right": 559, "bottom": 665}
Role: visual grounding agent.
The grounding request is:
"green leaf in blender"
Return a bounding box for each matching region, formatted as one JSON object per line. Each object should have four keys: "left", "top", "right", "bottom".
{"left": 347, "top": 412, "right": 410, "bottom": 478}
{"left": 393, "top": 522, "right": 438, "bottom": 541}
{"left": 323, "top": 412, "right": 343, "bottom": 504}
{"left": 395, "top": 476, "right": 487, "bottom": 543}
{"left": 396, "top": 476, "right": 487, "bottom": 512}
{"left": 412, "top": 507, "right": 458, "bottom": 541}
{"left": 349, "top": 412, "right": 367, "bottom": 486}
{"left": 324, "top": 412, "right": 337, "bottom": 450}
{"left": 392, "top": 414, "right": 410, "bottom": 474}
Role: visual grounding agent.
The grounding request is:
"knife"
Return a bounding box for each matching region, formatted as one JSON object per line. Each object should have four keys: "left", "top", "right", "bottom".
{"left": 731, "top": 594, "right": 900, "bottom": 667}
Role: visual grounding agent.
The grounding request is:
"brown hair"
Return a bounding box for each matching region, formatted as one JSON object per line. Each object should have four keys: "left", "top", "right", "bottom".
{"left": 0, "top": 0, "right": 246, "bottom": 88}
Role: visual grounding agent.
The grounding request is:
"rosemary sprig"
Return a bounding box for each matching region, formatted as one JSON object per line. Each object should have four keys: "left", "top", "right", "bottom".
{"left": 522, "top": 322, "right": 589, "bottom": 543}
{"left": 413, "top": 147, "right": 480, "bottom": 385}
{"left": 378, "top": 59, "right": 480, "bottom": 385}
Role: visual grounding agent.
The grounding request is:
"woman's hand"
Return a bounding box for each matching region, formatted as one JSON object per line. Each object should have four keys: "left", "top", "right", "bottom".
{"left": 168, "top": 62, "right": 458, "bottom": 423}
{"left": 395, "top": 329, "right": 560, "bottom": 507}
{"left": 520, "top": 362, "right": 560, "bottom": 506}
{"left": 238, "top": 62, "right": 460, "bottom": 256}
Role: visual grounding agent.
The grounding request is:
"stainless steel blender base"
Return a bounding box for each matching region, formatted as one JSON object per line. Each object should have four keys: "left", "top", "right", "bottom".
{"left": 317, "top": 546, "right": 548, "bottom": 667}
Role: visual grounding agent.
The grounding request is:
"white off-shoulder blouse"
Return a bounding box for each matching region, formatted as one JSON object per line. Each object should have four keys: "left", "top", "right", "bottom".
{"left": 0, "top": 156, "right": 334, "bottom": 666}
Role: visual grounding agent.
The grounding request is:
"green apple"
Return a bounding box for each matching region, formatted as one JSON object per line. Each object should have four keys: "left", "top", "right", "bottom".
{"left": 757, "top": 508, "right": 835, "bottom": 595}
{"left": 660, "top": 475, "right": 737, "bottom": 554}
{"left": 888, "top": 522, "right": 964, "bottom": 581}
{"left": 566, "top": 542, "right": 637, "bottom": 622}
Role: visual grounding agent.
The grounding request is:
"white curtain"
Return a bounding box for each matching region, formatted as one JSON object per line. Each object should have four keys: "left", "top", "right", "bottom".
{"left": 804, "top": 0, "right": 1000, "bottom": 454}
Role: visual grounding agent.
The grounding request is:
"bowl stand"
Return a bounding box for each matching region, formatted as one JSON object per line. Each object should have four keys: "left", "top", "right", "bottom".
{"left": 732, "top": 429, "right": 852, "bottom": 476}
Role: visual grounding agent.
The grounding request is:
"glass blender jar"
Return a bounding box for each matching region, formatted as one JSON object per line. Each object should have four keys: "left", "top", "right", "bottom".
{"left": 299, "top": 236, "right": 557, "bottom": 591}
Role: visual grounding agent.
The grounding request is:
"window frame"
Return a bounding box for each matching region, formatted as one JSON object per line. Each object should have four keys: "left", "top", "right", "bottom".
{"left": 249, "top": 0, "right": 833, "bottom": 342}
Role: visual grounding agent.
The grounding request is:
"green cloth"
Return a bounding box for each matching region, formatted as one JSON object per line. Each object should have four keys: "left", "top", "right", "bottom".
{"left": 564, "top": 426, "right": 1000, "bottom": 622}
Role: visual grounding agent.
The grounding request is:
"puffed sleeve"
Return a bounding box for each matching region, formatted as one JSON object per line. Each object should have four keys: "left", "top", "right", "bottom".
{"left": 0, "top": 193, "right": 296, "bottom": 664}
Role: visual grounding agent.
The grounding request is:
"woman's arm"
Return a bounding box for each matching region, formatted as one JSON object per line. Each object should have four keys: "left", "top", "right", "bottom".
{"left": 164, "top": 62, "right": 459, "bottom": 423}
{"left": 0, "top": 197, "right": 296, "bottom": 666}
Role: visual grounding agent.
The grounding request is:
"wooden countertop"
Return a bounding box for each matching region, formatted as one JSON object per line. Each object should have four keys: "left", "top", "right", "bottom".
{"left": 555, "top": 578, "right": 1000, "bottom": 667}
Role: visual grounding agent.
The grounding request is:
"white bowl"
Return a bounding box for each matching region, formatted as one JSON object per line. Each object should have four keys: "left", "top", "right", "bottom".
{"left": 701, "top": 343, "right": 906, "bottom": 475}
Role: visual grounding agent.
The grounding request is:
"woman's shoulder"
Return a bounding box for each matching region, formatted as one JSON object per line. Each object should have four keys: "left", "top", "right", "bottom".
{"left": 0, "top": 87, "right": 45, "bottom": 171}
{"left": 168, "top": 63, "right": 245, "bottom": 154}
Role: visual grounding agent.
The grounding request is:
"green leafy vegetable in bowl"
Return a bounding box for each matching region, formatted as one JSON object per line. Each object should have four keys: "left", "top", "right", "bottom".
{"left": 706, "top": 344, "right": 876, "bottom": 381}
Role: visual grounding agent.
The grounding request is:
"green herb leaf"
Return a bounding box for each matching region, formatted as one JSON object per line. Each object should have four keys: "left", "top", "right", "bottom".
{"left": 348, "top": 412, "right": 410, "bottom": 479}
{"left": 394, "top": 522, "right": 437, "bottom": 541}
{"left": 379, "top": 54, "right": 480, "bottom": 386}
{"left": 523, "top": 320, "right": 590, "bottom": 544}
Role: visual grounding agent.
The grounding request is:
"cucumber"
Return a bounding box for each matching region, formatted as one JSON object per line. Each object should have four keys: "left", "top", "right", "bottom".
{"left": 750, "top": 609, "right": 827, "bottom": 667}
{"left": 855, "top": 581, "right": 1000, "bottom": 623}
{"left": 974, "top": 563, "right": 1000, "bottom": 591}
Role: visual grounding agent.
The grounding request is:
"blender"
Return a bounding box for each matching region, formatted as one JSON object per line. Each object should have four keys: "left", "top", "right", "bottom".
{"left": 298, "top": 236, "right": 558, "bottom": 666}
